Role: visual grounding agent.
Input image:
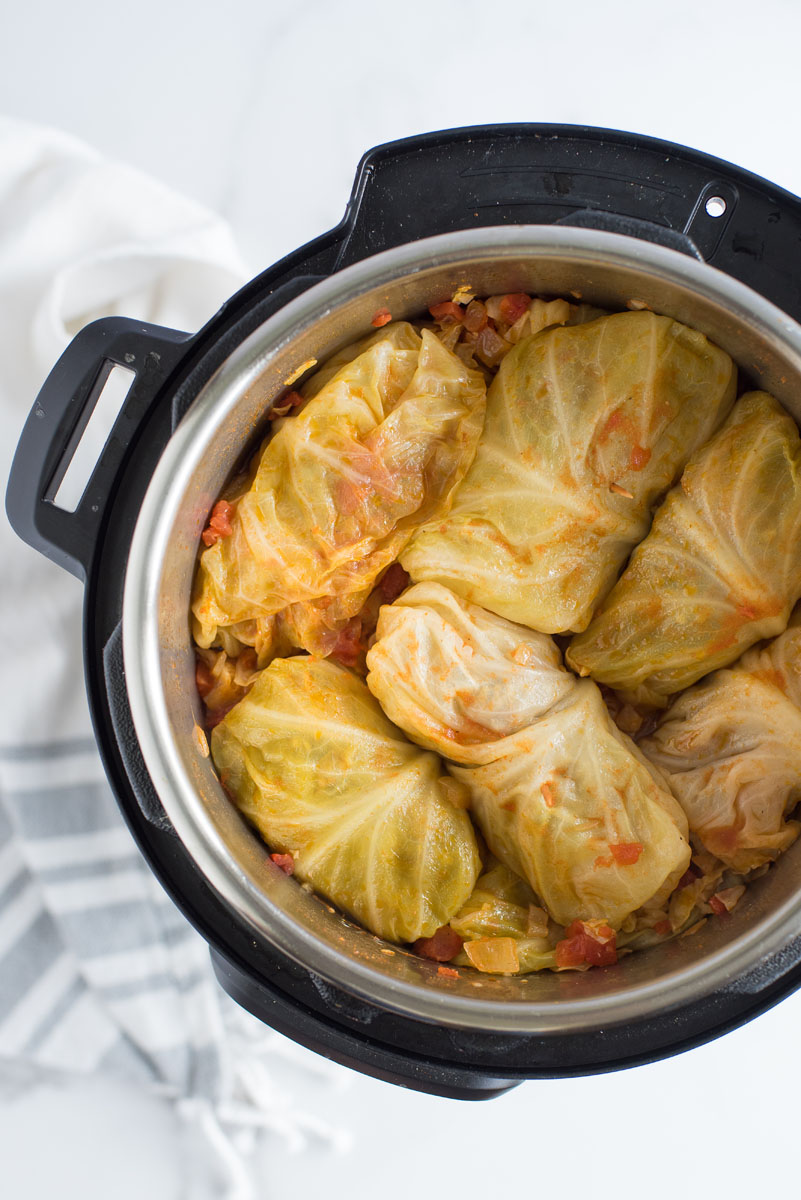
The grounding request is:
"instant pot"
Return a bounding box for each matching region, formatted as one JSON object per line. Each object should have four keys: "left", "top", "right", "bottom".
{"left": 8, "top": 124, "right": 801, "bottom": 1100}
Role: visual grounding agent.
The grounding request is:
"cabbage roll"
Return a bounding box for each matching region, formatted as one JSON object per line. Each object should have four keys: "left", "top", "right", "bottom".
{"left": 193, "top": 322, "right": 486, "bottom": 654}
{"left": 365, "top": 582, "right": 575, "bottom": 763}
{"left": 640, "top": 619, "right": 801, "bottom": 872}
{"left": 211, "top": 656, "right": 481, "bottom": 942}
{"left": 401, "top": 311, "right": 736, "bottom": 633}
{"left": 450, "top": 682, "right": 691, "bottom": 929}
{"left": 568, "top": 392, "right": 801, "bottom": 706}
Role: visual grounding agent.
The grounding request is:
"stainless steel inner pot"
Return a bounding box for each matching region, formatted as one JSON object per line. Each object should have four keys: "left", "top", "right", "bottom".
{"left": 123, "top": 225, "right": 801, "bottom": 1035}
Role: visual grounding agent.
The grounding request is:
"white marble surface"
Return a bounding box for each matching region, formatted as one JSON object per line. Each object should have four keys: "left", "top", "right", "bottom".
{"left": 3, "top": 1, "right": 801, "bottom": 1196}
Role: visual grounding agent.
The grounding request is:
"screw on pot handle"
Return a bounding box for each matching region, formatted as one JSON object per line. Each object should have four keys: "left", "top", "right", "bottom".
{"left": 6, "top": 316, "right": 191, "bottom": 582}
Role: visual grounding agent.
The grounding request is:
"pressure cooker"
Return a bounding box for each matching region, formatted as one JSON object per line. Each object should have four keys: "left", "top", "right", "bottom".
{"left": 8, "top": 124, "right": 801, "bottom": 1099}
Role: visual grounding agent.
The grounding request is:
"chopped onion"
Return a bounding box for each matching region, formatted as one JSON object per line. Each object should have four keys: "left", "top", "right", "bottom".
{"left": 451, "top": 285, "right": 475, "bottom": 306}
{"left": 462, "top": 299, "right": 488, "bottom": 333}
{"left": 435, "top": 322, "right": 462, "bottom": 352}
{"left": 484, "top": 295, "right": 505, "bottom": 321}
{"left": 464, "top": 937, "right": 520, "bottom": 974}
{"left": 528, "top": 298, "right": 572, "bottom": 335}
{"left": 526, "top": 905, "right": 549, "bottom": 937}
{"left": 475, "top": 325, "right": 510, "bottom": 367}
{"left": 713, "top": 885, "right": 746, "bottom": 912}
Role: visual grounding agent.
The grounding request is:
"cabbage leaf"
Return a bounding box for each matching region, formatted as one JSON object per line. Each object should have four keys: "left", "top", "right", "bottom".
{"left": 401, "top": 311, "right": 735, "bottom": 633}
{"left": 568, "top": 392, "right": 801, "bottom": 706}
{"left": 450, "top": 681, "right": 691, "bottom": 928}
{"left": 193, "top": 322, "right": 486, "bottom": 654}
{"left": 449, "top": 859, "right": 557, "bottom": 974}
{"left": 641, "top": 616, "right": 801, "bottom": 871}
{"left": 211, "top": 656, "right": 481, "bottom": 942}
{"left": 365, "top": 582, "right": 574, "bottom": 762}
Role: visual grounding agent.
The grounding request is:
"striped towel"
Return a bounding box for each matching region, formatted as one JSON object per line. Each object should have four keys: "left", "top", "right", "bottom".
{"left": 0, "top": 118, "right": 348, "bottom": 1194}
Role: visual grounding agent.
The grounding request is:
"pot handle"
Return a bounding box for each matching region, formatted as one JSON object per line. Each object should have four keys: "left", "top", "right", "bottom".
{"left": 6, "top": 316, "right": 191, "bottom": 581}
{"left": 554, "top": 209, "right": 704, "bottom": 259}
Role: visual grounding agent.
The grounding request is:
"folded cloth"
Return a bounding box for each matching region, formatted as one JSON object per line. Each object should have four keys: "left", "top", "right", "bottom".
{"left": 0, "top": 118, "right": 347, "bottom": 1195}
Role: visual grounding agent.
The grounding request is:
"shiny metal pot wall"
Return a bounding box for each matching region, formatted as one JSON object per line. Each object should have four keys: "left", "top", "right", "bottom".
{"left": 123, "top": 225, "right": 801, "bottom": 1035}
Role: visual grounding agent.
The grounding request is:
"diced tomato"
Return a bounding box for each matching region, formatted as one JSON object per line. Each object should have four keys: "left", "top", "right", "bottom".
{"left": 205, "top": 704, "right": 235, "bottom": 730}
{"left": 270, "top": 853, "right": 295, "bottom": 875}
{"left": 654, "top": 920, "right": 672, "bottom": 936}
{"left": 269, "top": 389, "right": 305, "bottom": 419}
{"left": 414, "top": 926, "right": 464, "bottom": 962}
{"left": 201, "top": 499, "right": 236, "bottom": 547}
{"left": 677, "top": 865, "right": 701, "bottom": 890}
{"left": 371, "top": 308, "right": 392, "bottom": 328}
{"left": 379, "top": 562, "right": 411, "bottom": 602}
{"left": 708, "top": 894, "right": 728, "bottom": 917}
{"left": 554, "top": 937, "right": 587, "bottom": 969}
{"left": 584, "top": 942, "right": 617, "bottom": 968}
{"left": 210, "top": 500, "right": 234, "bottom": 535}
{"left": 429, "top": 301, "right": 464, "bottom": 325}
{"left": 497, "top": 293, "right": 531, "bottom": 325}
{"left": 610, "top": 842, "right": 643, "bottom": 866}
{"left": 195, "top": 659, "right": 216, "bottom": 698}
{"left": 555, "top": 920, "right": 617, "bottom": 969}
{"left": 582, "top": 926, "right": 617, "bottom": 966}
{"left": 330, "top": 619, "right": 364, "bottom": 668}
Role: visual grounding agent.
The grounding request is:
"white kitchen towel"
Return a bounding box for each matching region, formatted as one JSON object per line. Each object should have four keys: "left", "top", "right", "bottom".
{"left": 0, "top": 117, "right": 348, "bottom": 1196}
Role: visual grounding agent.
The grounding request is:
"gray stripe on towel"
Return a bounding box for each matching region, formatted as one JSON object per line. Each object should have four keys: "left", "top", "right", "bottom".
{"left": 0, "top": 737, "right": 99, "bottom": 762}
{"left": 0, "top": 910, "right": 66, "bottom": 1023}
{"left": 100, "top": 965, "right": 210, "bottom": 1004}
{"left": 22, "top": 976, "right": 87, "bottom": 1056}
{"left": 38, "top": 854, "right": 143, "bottom": 885}
{"left": 0, "top": 862, "right": 29, "bottom": 912}
{"left": 4, "top": 783, "right": 122, "bottom": 837}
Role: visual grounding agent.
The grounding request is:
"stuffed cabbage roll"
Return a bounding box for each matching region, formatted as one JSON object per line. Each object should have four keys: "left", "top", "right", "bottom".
{"left": 193, "top": 322, "right": 486, "bottom": 654}
{"left": 211, "top": 656, "right": 481, "bottom": 942}
{"left": 365, "top": 582, "right": 575, "bottom": 763}
{"left": 450, "top": 681, "right": 691, "bottom": 929}
{"left": 568, "top": 392, "right": 801, "bottom": 706}
{"left": 401, "top": 311, "right": 736, "bottom": 633}
{"left": 641, "top": 618, "right": 801, "bottom": 872}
